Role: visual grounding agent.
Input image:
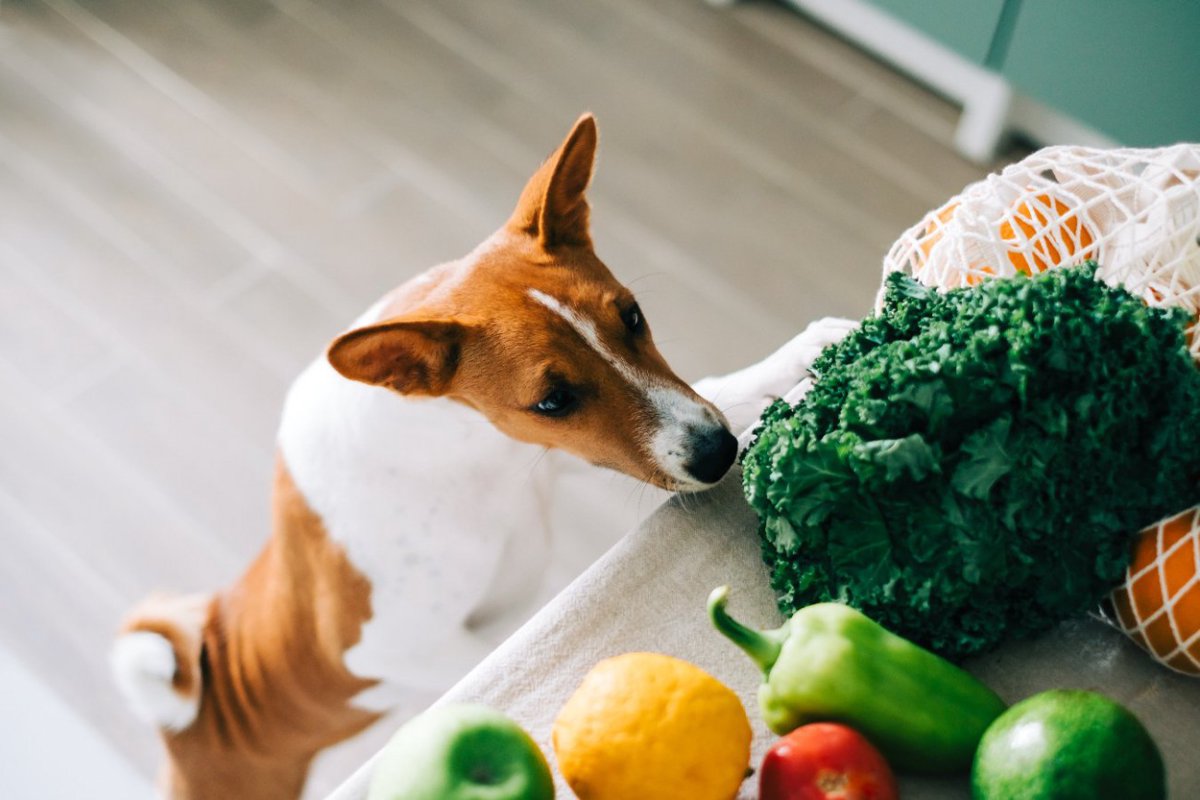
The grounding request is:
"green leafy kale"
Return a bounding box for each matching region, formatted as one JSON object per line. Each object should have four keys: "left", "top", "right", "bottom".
{"left": 743, "top": 263, "right": 1200, "bottom": 659}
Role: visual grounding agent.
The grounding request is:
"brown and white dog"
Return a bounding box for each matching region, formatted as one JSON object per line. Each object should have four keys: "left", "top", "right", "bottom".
{"left": 111, "top": 114, "right": 853, "bottom": 799}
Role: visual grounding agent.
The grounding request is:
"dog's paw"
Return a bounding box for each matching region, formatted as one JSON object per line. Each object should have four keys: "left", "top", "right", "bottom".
{"left": 799, "top": 316, "right": 859, "bottom": 351}
{"left": 771, "top": 316, "right": 858, "bottom": 377}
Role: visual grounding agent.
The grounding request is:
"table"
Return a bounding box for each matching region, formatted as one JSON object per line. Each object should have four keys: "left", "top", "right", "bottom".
{"left": 328, "top": 469, "right": 1200, "bottom": 799}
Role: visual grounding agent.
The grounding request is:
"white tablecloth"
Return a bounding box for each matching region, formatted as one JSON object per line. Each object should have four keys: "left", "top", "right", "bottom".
{"left": 328, "top": 469, "right": 1200, "bottom": 800}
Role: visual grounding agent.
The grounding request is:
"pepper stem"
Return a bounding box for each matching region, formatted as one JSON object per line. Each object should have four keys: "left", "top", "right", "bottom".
{"left": 707, "top": 585, "right": 786, "bottom": 675}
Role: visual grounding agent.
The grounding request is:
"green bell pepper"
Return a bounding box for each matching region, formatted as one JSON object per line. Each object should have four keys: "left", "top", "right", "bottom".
{"left": 708, "top": 586, "right": 1006, "bottom": 773}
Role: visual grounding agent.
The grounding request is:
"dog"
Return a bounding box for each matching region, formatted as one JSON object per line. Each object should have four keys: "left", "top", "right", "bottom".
{"left": 111, "top": 114, "right": 854, "bottom": 799}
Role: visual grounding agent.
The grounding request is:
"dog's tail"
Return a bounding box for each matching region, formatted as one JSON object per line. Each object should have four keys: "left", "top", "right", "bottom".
{"left": 110, "top": 592, "right": 211, "bottom": 732}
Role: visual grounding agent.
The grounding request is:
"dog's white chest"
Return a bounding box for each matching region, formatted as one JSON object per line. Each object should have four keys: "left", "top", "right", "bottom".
{"left": 278, "top": 357, "right": 555, "bottom": 699}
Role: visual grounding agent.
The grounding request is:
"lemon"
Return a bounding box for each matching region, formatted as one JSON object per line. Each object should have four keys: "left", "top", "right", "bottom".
{"left": 552, "top": 652, "right": 752, "bottom": 800}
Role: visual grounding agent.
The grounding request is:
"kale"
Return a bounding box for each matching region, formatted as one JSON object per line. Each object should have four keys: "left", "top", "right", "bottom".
{"left": 742, "top": 263, "right": 1200, "bottom": 659}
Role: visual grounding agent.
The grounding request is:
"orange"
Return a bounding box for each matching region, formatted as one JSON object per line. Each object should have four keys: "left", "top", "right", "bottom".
{"left": 917, "top": 202, "right": 958, "bottom": 264}
{"left": 916, "top": 202, "right": 994, "bottom": 287}
{"left": 1108, "top": 506, "right": 1200, "bottom": 675}
{"left": 999, "top": 193, "right": 1096, "bottom": 275}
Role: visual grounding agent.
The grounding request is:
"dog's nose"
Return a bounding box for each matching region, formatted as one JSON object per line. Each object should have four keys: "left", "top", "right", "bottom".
{"left": 683, "top": 426, "right": 739, "bottom": 485}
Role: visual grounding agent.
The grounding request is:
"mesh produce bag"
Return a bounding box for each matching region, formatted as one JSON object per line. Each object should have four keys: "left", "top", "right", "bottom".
{"left": 879, "top": 144, "right": 1200, "bottom": 356}
{"left": 1105, "top": 507, "right": 1200, "bottom": 676}
{"left": 878, "top": 143, "right": 1200, "bottom": 674}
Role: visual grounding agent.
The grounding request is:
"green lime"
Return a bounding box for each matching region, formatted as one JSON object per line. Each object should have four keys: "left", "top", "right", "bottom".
{"left": 971, "top": 689, "right": 1165, "bottom": 800}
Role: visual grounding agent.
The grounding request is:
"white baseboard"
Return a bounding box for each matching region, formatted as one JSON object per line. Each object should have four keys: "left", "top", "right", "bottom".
{"left": 1007, "top": 93, "right": 1119, "bottom": 150}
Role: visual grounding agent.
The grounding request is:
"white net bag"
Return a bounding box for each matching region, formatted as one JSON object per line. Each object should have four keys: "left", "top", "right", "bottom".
{"left": 879, "top": 143, "right": 1200, "bottom": 357}
{"left": 877, "top": 142, "right": 1200, "bottom": 675}
{"left": 1104, "top": 506, "right": 1200, "bottom": 676}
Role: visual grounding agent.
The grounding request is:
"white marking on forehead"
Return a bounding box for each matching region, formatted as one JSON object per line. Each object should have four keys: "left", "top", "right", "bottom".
{"left": 528, "top": 287, "right": 730, "bottom": 489}
{"left": 528, "top": 288, "right": 645, "bottom": 387}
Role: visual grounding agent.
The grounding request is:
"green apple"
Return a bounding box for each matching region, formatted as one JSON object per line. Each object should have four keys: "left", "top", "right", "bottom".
{"left": 367, "top": 703, "right": 555, "bottom": 800}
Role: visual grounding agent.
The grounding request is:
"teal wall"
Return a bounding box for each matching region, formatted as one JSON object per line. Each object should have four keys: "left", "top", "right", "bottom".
{"left": 864, "top": 0, "right": 1200, "bottom": 145}
{"left": 866, "top": 0, "right": 1008, "bottom": 64}
{"left": 1001, "top": 0, "right": 1200, "bottom": 145}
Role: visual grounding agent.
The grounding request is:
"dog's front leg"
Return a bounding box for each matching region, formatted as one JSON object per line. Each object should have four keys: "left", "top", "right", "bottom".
{"left": 693, "top": 316, "right": 858, "bottom": 438}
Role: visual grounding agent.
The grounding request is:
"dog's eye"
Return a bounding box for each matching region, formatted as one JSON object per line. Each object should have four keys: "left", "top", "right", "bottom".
{"left": 533, "top": 388, "right": 577, "bottom": 417}
{"left": 622, "top": 303, "right": 644, "bottom": 334}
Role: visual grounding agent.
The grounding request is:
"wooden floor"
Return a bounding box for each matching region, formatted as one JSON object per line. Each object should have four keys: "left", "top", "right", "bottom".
{"left": 0, "top": 0, "right": 1017, "bottom": 794}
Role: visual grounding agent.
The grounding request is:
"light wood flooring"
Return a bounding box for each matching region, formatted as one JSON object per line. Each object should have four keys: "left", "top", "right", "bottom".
{"left": 0, "top": 0, "right": 1019, "bottom": 794}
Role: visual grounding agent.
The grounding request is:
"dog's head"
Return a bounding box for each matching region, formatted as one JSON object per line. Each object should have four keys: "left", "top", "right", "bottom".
{"left": 327, "top": 114, "right": 736, "bottom": 491}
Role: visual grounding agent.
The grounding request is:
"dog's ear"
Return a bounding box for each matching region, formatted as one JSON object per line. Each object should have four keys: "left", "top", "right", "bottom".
{"left": 507, "top": 113, "right": 597, "bottom": 250}
{"left": 327, "top": 319, "right": 468, "bottom": 396}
